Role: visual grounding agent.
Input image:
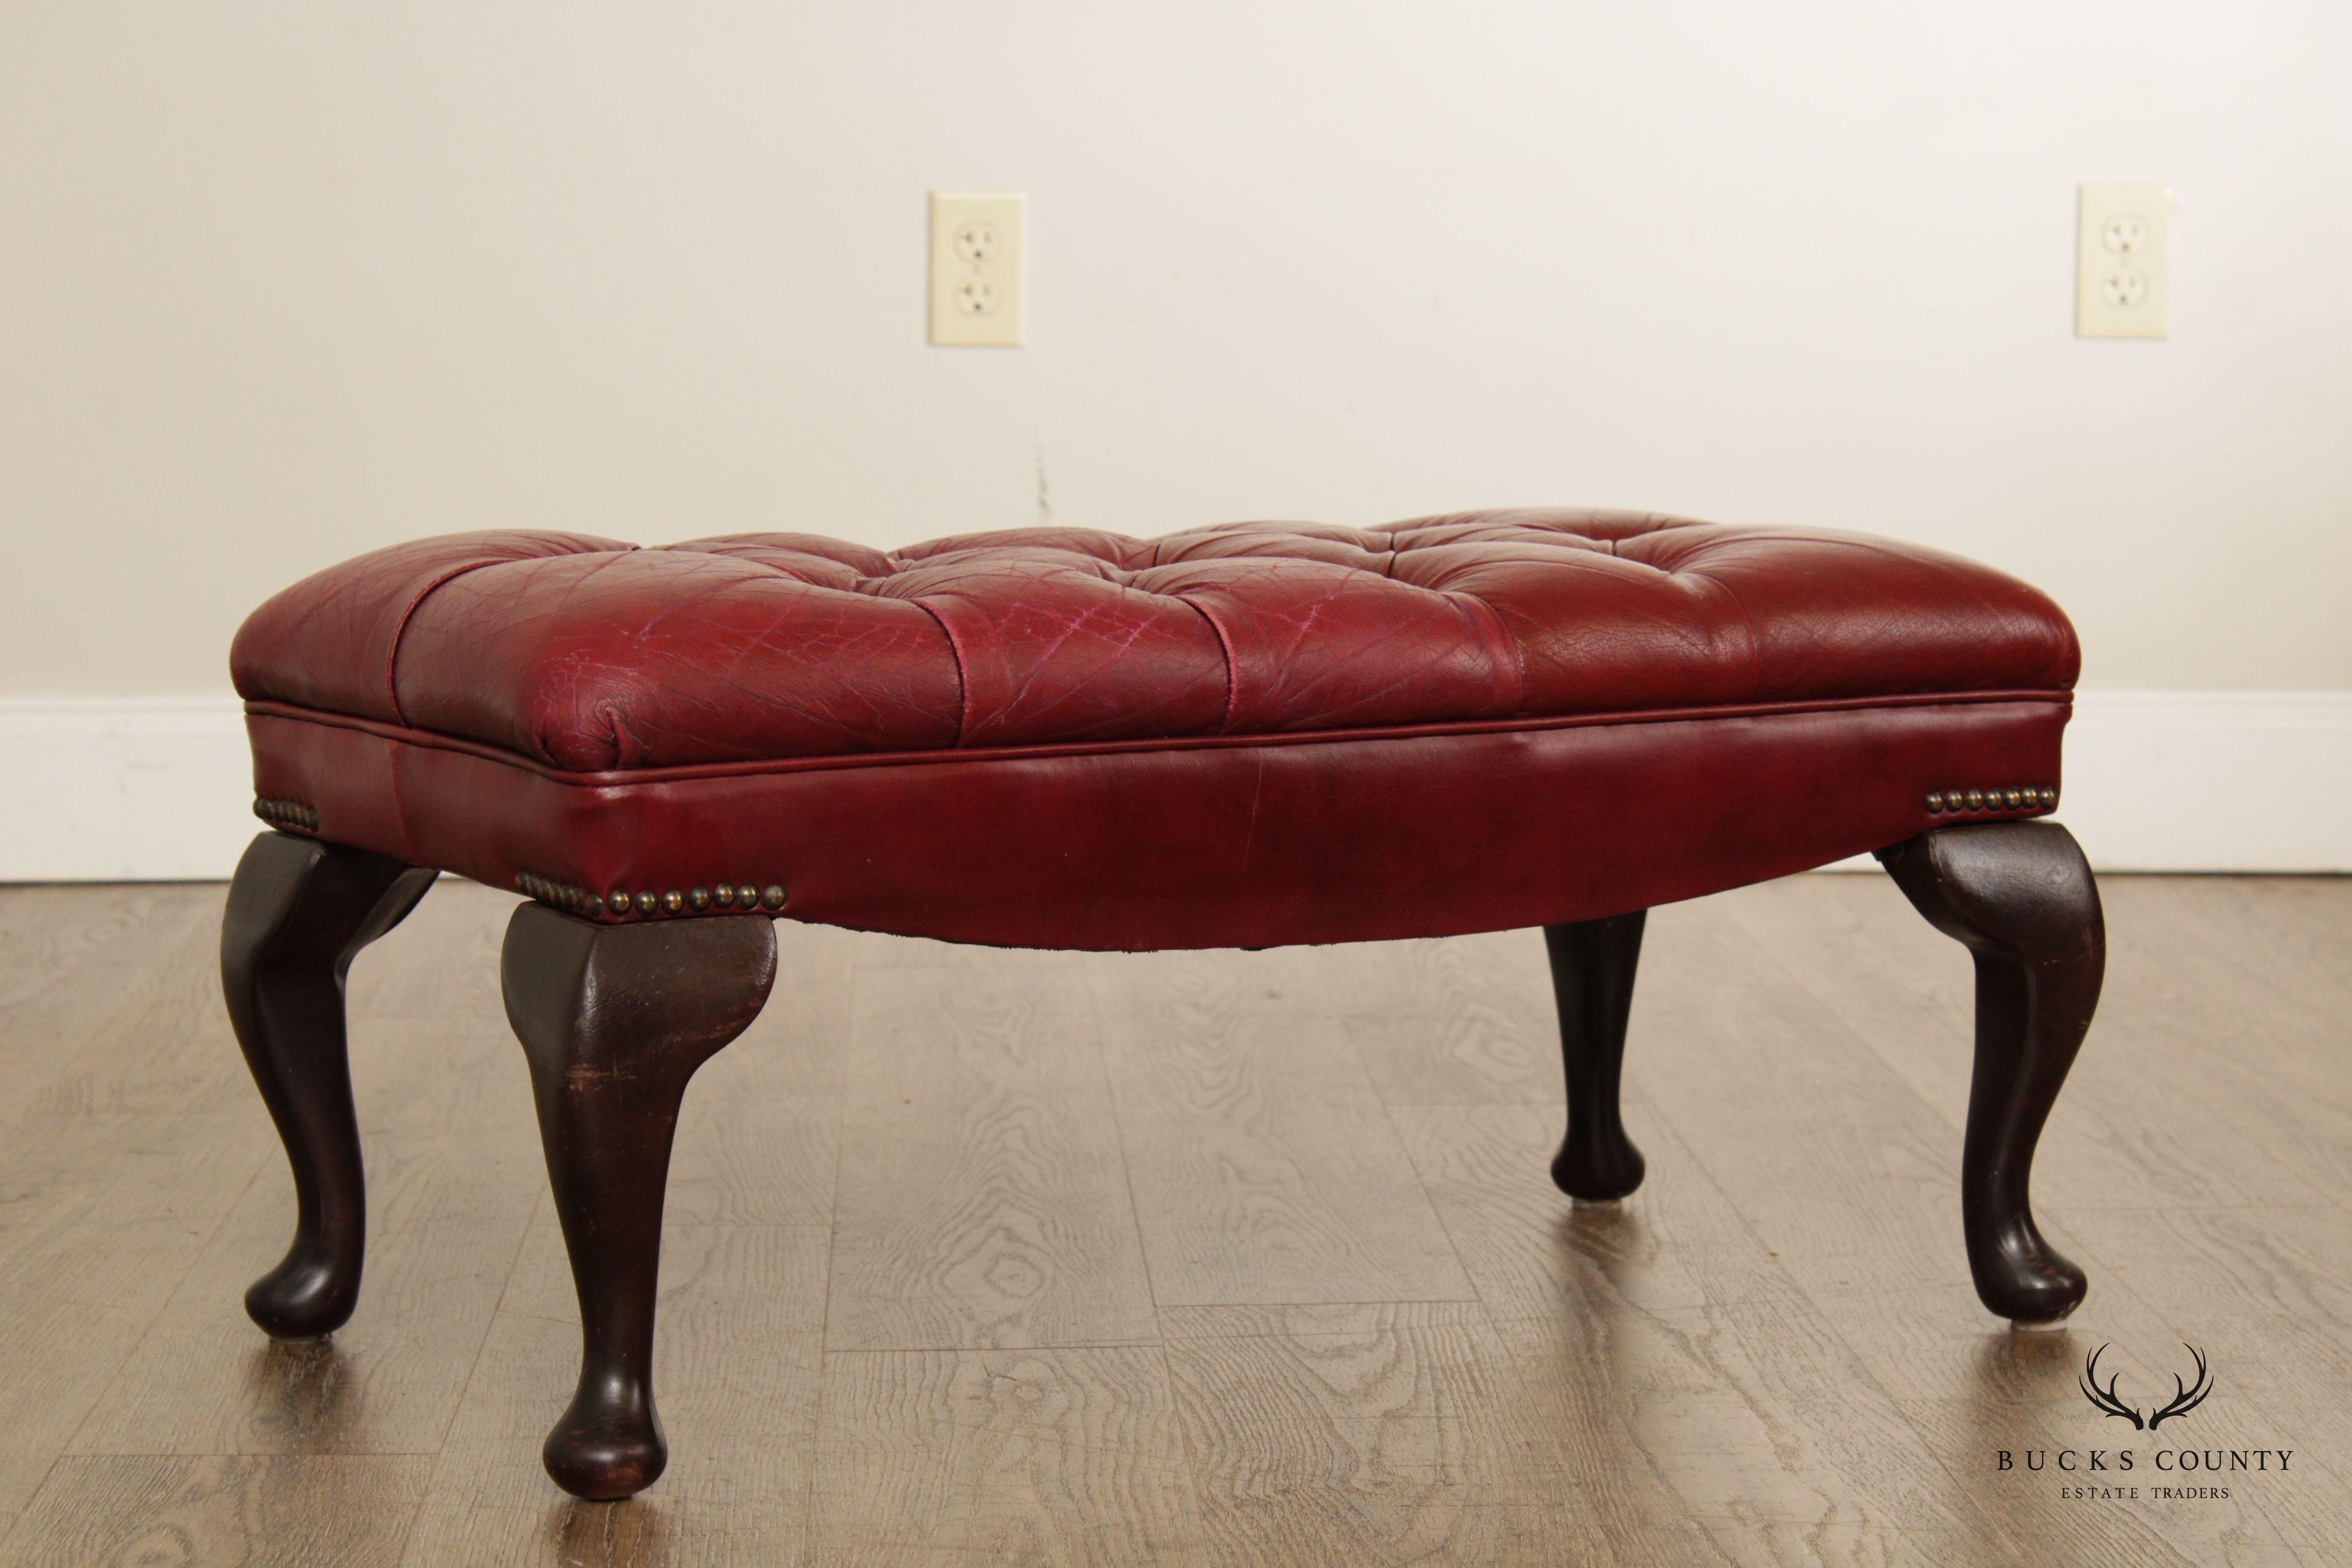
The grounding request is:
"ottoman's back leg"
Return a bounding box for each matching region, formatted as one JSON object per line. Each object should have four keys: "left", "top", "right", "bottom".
{"left": 1876, "top": 821, "right": 2103, "bottom": 1324}
{"left": 1543, "top": 910, "right": 1648, "bottom": 1203}
{"left": 501, "top": 904, "right": 778, "bottom": 1501}
{"left": 221, "top": 832, "right": 436, "bottom": 1339}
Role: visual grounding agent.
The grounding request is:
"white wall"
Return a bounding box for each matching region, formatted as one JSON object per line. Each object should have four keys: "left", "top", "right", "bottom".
{"left": 1, "top": 3, "right": 2346, "bottom": 873}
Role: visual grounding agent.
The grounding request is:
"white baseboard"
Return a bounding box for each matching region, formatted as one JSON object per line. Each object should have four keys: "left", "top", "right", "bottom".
{"left": 0, "top": 697, "right": 256, "bottom": 882}
{"left": 2057, "top": 689, "right": 2352, "bottom": 873}
{"left": 2, "top": 691, "right": 2347, "bottom": 882}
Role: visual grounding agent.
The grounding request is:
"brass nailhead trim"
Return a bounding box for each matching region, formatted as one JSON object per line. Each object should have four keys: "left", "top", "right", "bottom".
{"left": 252, "top": 797, "right": 318, "bottom": 832}
{"left": 516, "top": 869, "right": 600, "bottom": 917}
{"left": 590, "top": 878, "right": 788, "bottom": 920}
{"left": 1924, "top": 785, "right": 2059, "bottom": 817}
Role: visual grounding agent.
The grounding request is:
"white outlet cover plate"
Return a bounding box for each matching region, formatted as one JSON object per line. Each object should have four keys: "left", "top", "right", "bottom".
{"left": 929, "top": 192, "right": 1025, "bottom": 347}
{"left": 2077, "top": 182, "right": 2171, "bottom": 339}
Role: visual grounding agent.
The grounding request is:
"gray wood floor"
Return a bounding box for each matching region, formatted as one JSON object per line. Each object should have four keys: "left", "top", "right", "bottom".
{"left": 0, "top": 870, "right": 2344, "bottom": 1566}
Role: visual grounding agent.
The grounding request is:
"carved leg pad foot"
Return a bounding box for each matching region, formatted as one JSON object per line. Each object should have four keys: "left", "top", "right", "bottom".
{"left": 502, "top": 903, "right": 777, "bottom": 1501}
{"left": 1544, "top": 910, "right": 1648, "bottom": 1203}
{"left": 221, "top": 832, "right": 435, "bottom": 1341}
{"left": 1878, "top": 821, "right": 2103, "bottom": 1323}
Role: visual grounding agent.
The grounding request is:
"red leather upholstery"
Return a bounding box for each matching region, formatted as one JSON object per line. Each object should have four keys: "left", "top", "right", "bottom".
{"left": 233, "top": 509, "right": 2079, "bottom": 949}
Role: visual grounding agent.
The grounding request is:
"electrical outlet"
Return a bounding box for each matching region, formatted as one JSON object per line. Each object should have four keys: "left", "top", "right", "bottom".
{"left": 930, "top": 192, "right": 1024, "bottom": 346}
{"left": 2077, "top": 183, "right": 2171, "bottom": 338}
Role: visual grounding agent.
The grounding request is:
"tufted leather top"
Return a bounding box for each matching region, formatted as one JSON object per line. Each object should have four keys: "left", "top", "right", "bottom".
{"left": 234, "top": 508, "right": 2076, "bottom": 772}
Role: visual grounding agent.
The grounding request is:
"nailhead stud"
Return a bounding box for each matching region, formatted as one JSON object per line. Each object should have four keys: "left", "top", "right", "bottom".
{"left": 583, "top": 893, "right": 603, "bottom": 917}
{"left": 1965, "top": 789, "right": 1983, "bottom": 809}
{"left": 689, "top": 887, "right": 712, "bottom": 912}
{"left": 1925, "top": 792, "right": 1944, "bottom": 812}
{"left": 662, "top": 890, "right": 685, "bottom": 915}
{"left": 761, "top": 884, "right": 787, "bottom": 912}
{"left": 635, "top": 890, "right": 658, "bottom": 916}
{"left": 2003, "top": 789, "right": 2021, "bottom": 809}
{"left": 714, "top": 884, "right": 736, "bottom": 908}
{"left": 737, "top": 883, "right": 758, "bottom": 908}
{"left": 609, "top": 888, "right": 631, "bottom": 916}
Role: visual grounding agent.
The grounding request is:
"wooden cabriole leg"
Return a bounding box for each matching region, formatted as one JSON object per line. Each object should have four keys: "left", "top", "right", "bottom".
{"left": 501, "top": 903, "right": 778, "bottom": 1502}
{"left": 221, "top": 831, "right": 437, "bottom": 1340}
{"left": 1876, "top": 820, "right": 2105, "bottom": 1325}
{"left": 1543, "top": 910, "right": 1649, "bottom": 1204}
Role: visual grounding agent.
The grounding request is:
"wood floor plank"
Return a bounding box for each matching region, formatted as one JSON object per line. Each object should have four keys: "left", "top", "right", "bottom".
{"left": 0, "top": 883, "right": 212, "bottom": 1027}
{"left": 1390, "top": 1103, "right": 2032, "bottom": 1560}
{"left": 399, "top": 1216, "right": 828, "bottom": 1567}
{"left": 1888, "top": 1397, "right": 2305, "bottom": 1568}
{"left": 66, "top": 889, "right": 549, "bottom": 1458}
{"left": 825, "top": 963, "right": 1157, "bottom": 1351}
{"left": 660, "top": 916, "right": 864, "bottom": 1230}
{"left": 340, "top": 876, "right": 507, "bottom": 1026}
{"left": 2088, "top": 878, "right": 2352, "bottom": 1210}
{"left": 2057, "top": 1203, "right": 2352, "bottom": 1557}
{"left": 0, "top": 1111, "right": 266, "bottom": 1517}
{"left": 1618, "top": 901, "right": 1985, "bottom": 1297}
{"left": 1618, "top": 899, "right": 2199, "bottom": 1412}
{"left": 811, "top": 1344, "right": 1201, "bottom": 1567}
{"left": 66, "top": 1070, "right": 540, "bottom": 1456}
{"left": 1719, "top": 875, "right": 2335, "bottom": 1213}
{"left": 0, "top": 1454, "right": 430, "bottom": 1568}
{"left": 12, "top": 906, "right": 254, "bottom": 1122}
{"left": 1162, "top": 1300, "right": 1718, "bottom": 1567}
{"left": 0, "top": 872, "right": 2343, "bottom": 1563}
{"left": 1090, "top": 948, "right": 1475, "bottom": 1307}
{"left": 1309, "top": 930, "right": 1566, "bottom": 1106}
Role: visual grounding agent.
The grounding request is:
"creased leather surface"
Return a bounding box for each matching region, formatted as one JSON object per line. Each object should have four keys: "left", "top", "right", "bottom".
{"left": 231, "top": 509, "right": 2079, "bottom": 770}
{"left": 246, "top": 697, "right": 2070, "bottom": 950}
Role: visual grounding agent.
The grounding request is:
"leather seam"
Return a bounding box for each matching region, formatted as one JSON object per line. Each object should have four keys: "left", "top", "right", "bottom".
{"left": 1175, "top": 596, "right": 1243, "bottom": 731}
{"left": 1446, "top": 590, "right": 1526, "bottom": 717}
{"left": 380, "top": 547, "right": 635, "bottom": 725}
{"left": 906, "top": 597, "right": 972, "bottom": 746}
{"left": 1675, "top": 567, "right": 1768, "bottom": 699}
{"left": 382, "top": 559, "right": 513, "bottom": 726}
{"left": 244, "top": 689, "right": 2076, "bottom": 788}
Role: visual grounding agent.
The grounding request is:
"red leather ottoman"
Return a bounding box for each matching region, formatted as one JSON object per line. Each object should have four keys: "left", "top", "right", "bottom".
{"left": 221, "top": 508, "right": 2104, "bottom": 1499}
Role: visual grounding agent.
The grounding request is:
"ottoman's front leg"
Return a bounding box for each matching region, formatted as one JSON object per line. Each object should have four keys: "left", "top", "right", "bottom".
{"left": 1876, "top": 821, "right": 2103, "bottom": 1325}
{"left": 501, "top": 904, "right": 778, "bottom": 1501}
{"left": 1543, "top": 912, "right": 1649, "bottom": 1203}
{"left": 222, "top": 832, "right": 436, "bottom": 1339}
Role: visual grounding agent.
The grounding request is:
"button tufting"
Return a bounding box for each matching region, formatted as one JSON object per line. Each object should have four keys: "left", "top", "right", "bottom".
{"left": 230, "top": 511, "right": 2082, "bottom": 772}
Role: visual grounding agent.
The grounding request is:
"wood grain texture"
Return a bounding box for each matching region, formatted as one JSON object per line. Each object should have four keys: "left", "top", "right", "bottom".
{"left": 1, "top": 874, "right": 2346, "bottom": 1566}
{"left": 1312, "top": 930, "right": 1566, "bottom": 1106}
{"left": 825, "top": 963, "right": 1157, "bottom": 1351}
{"left": 67, "top": 1080, "right": 539, "bottom": 1455}
{"left": 0, "top": 1110, "right": 265, "bottom": 1517}
{"left": 1720, "top": 875, "right": 2333, "bottom": 1213}
{"left": 1162, "top": 1300, "right": 1715, "bottom": 1567}
{"left": 1389, "top": 1103, "right": 2028, "bottom": 1560}
{"left": 812, "top": 1345, "right": 1201, "bottom": 1566}
{"left": 398, "top": 1216, "right": 828, "bottom": 1566}
{"left": 1090, "top": 948, "right": 1474, "bottom": 1306}
{"left": 0, "top": 1454, "right": 429, "bottom": 1568}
